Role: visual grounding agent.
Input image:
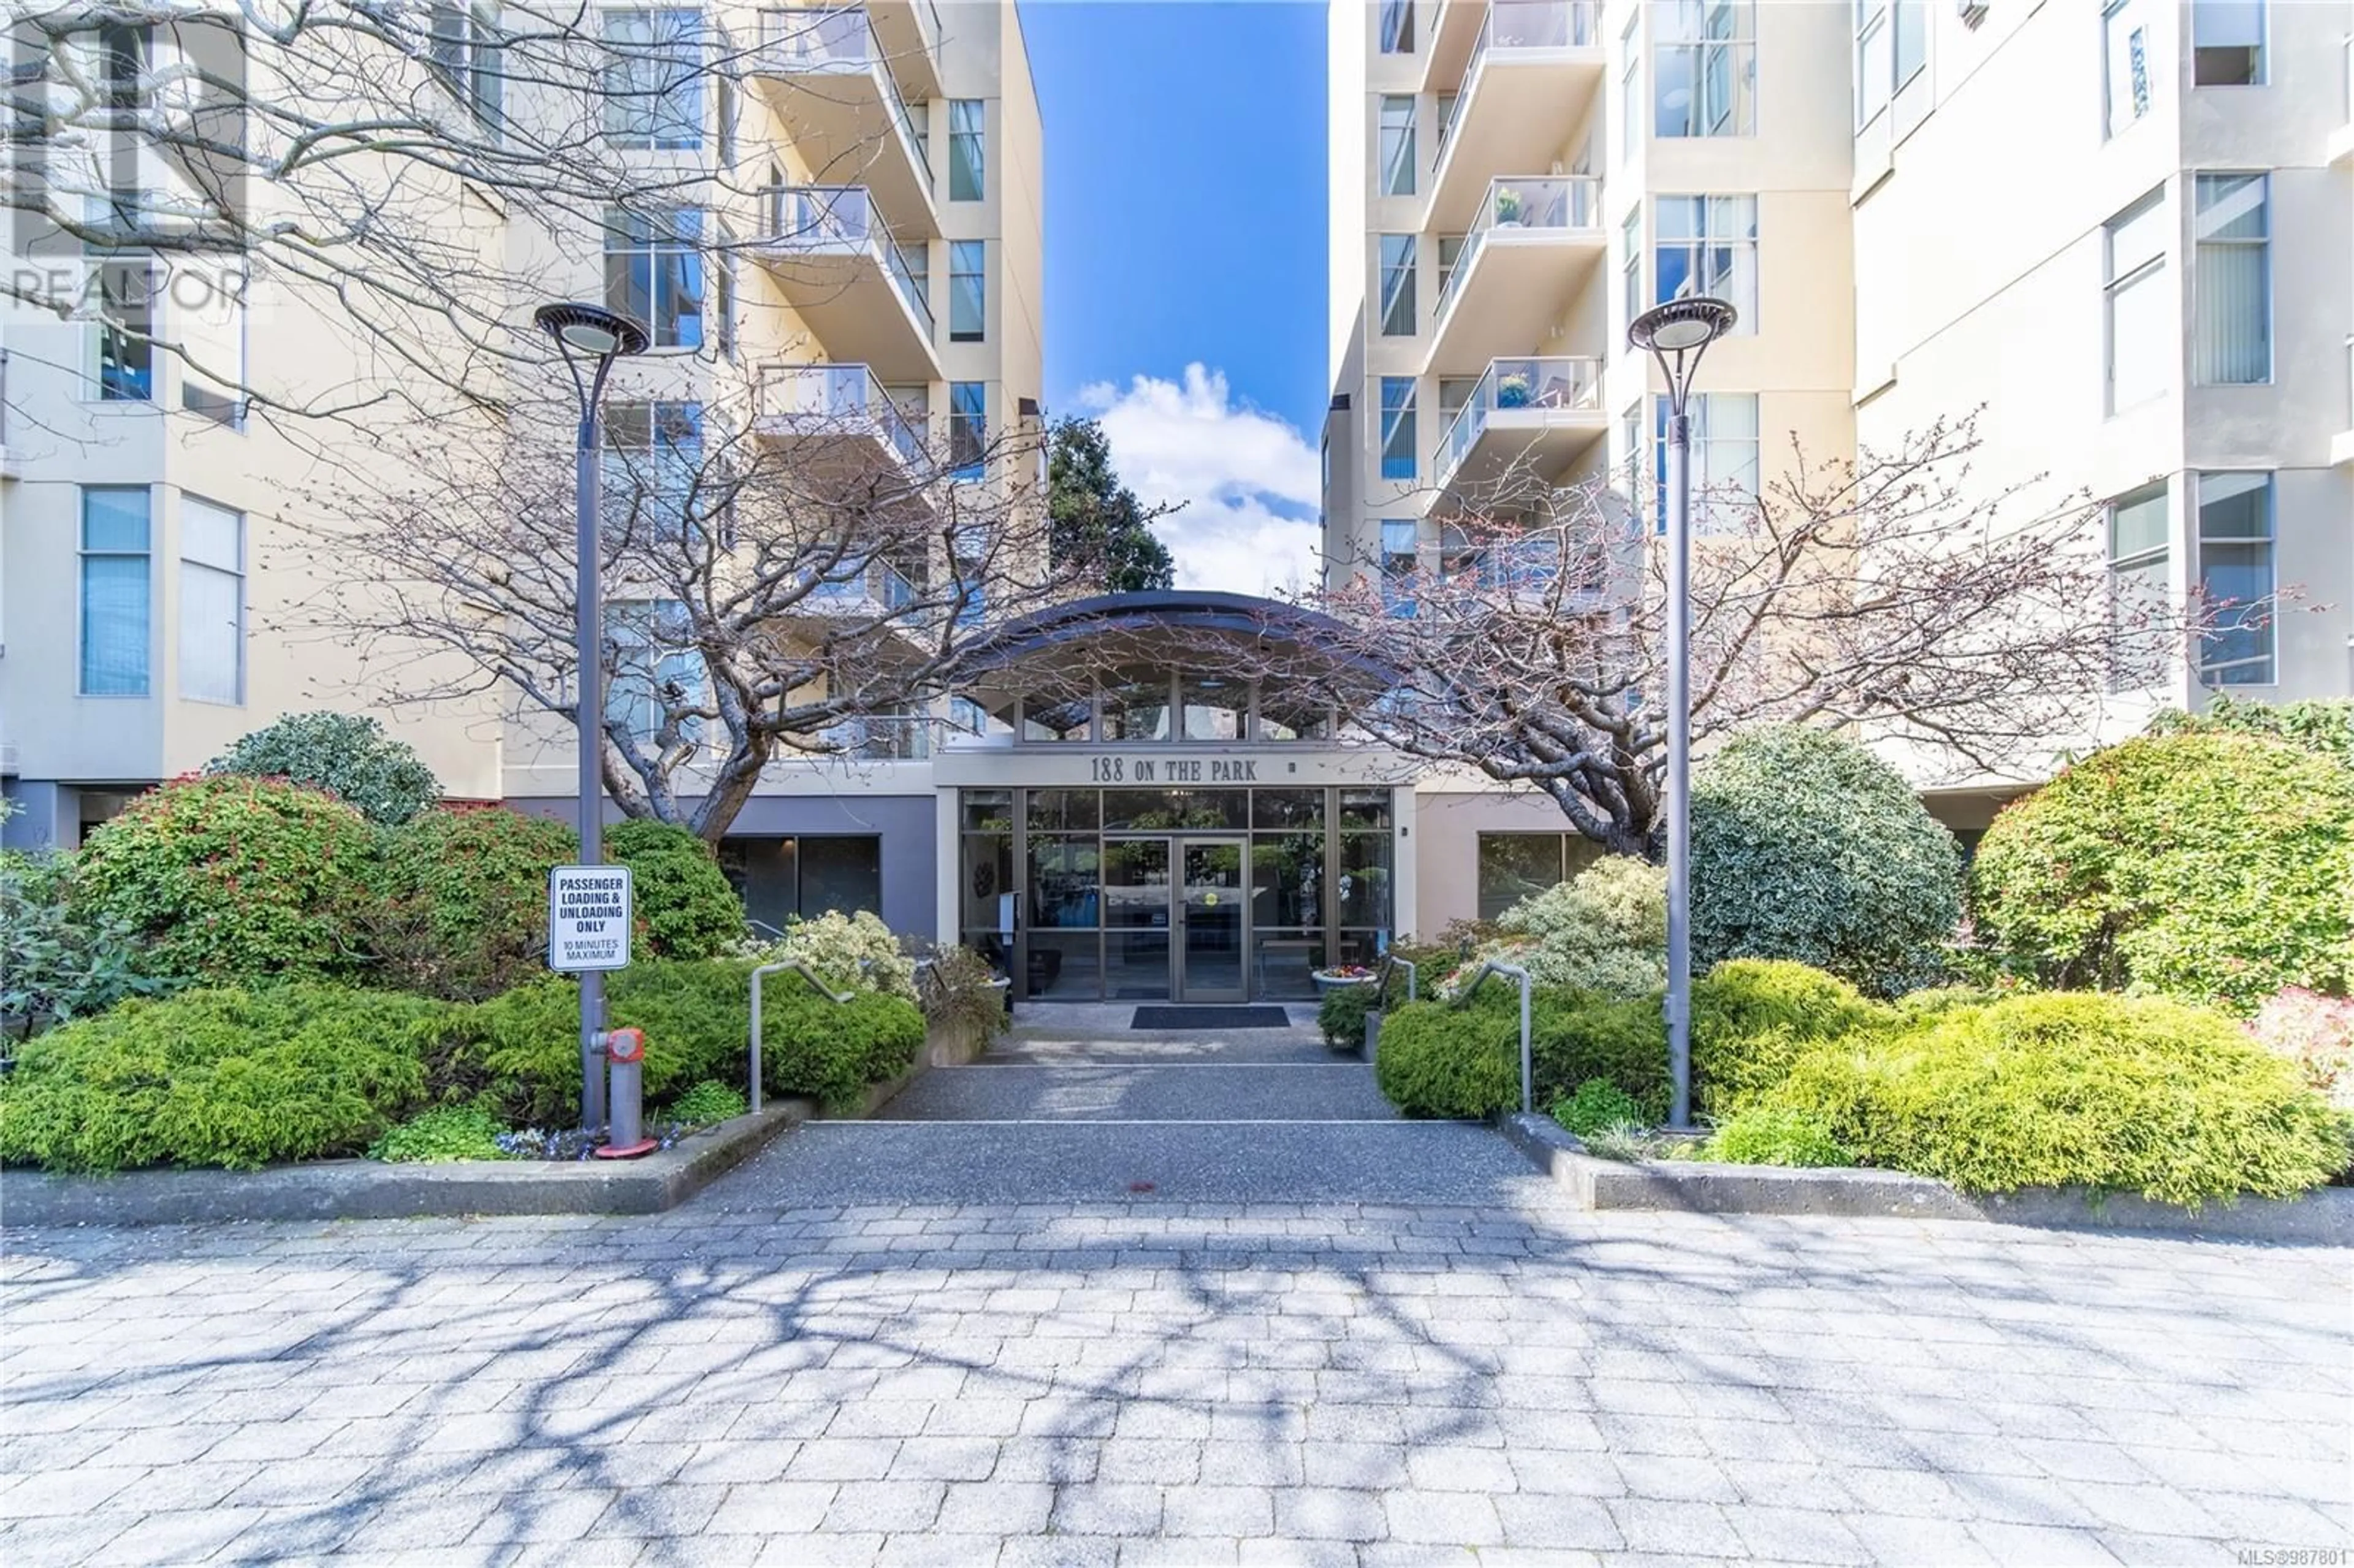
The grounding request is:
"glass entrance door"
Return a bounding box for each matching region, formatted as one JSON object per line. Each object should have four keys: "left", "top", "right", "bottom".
{"left": 1103, "top": 839, "right": 1171, "bottom": 999}
{"left": 1176, "top": 837, "right": 1248, "bottom": 1002}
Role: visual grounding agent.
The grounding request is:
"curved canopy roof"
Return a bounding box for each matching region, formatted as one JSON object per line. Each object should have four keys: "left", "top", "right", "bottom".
{"left": 954, "top": 591, "right": 1396, "bottom": 689}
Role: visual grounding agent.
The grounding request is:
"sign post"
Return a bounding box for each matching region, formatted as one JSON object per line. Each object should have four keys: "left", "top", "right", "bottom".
{"left": 549, "top": 865, "right": 633, "bottom": 975}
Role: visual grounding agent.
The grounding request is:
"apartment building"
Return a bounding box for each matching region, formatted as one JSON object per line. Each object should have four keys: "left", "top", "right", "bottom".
{"left": 1, "top": 1, "right": 1048, "bottom": 942}
{"left": 1325, "top": 0, "right": 2354, "bottom": 885}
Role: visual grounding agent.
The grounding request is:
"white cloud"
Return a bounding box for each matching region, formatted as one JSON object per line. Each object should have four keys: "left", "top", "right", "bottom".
{"left": 1076, "top": 363, "right": 1324, "bottom": 596}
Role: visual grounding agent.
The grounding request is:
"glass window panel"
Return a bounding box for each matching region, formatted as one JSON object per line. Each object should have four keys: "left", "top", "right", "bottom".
{"left": 1379, "top": 0, "right": 1414, "bottom": 53}
{"left": 1028, "top": 788, "right": 1100, "bottom": 832}
{"left": 2193, "top": 173, "right": 2268, "bottom": 384}
{"left": 2198, "top": 470, "right": 2271, "bottom": 536}
{"left": 81, "top": 487, "right": 151, "bottom": 552}
{"left": 1338, "top": 832, "right": 1394, "bottom": 930}
{"left": 950, "top": 381, "right": 986, "bottom": 478}
{"left": 1103, "top": 839, "right": 1172, "bottom": 930}
{"left": 1339, "top": 788, "right": 1394, "bottom": 831}
{"left": 1179, "top": 675, "right": 1247, "bottom": 740}
{"left": 1252, "top": 834, "right": 1325, "bottom": 927}
{"left": 1029, "top": 836, "right": 1101, "bottom": 929}
{"left": 1252, "top": 789, "right": 1327, "bottom": 830}
{"left": 1102, "top": 790, "right": 1247, "bottom": 831}
{"left": 961, "top": 789, "right": 1015, "bottom": 832}
{"left": 2109, "top": 482, "right": 2169, "bottom": 559}
{"left": 961, "top": 832, "right": 1015, "bottom": 933}
{"left": 2192, "top": 0, "right": 2263, "bottom": 85}
{"left": 1477, "top": 833, "right": 1569, "bottom": 920}
{"left": 1022, "top": 694, "right": 1093, "bottom": 742}
{"left": 799, "top": 837, "right": 882, "bottom": 917}
{"left": 1378, "top": 95, "right": 1415, "bottom": 196}
{"left": 1252, "top": 930, "right": 1325, "bottom": 1002}
{"left": 950, "top": 240, "right": 985, "bottom": 341}
{"left": 1380, "top": 377, "right": 1416, "bottom": 480}
{"left": 1100, "top": 671, "right": 1171, "bottom": 742}
{"left": 1027, "top": 932, "right": 1103, "bottom": 999}
{"left": 1379, "top": 235, "right": 1416, "bottom": 337}
{"left": 948, "top": 98, "right": 985, "bottom": 199}
{"left": 1256, "top": 689, "right": 1333, "bottom": 742}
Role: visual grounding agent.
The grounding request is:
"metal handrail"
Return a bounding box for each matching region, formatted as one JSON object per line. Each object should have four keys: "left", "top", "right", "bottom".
{"left": 1377, "top": 953, "right": 1419, "bottom": 1003}
{"left": 747, "top": 960, "right": 859, "bottom": 1113}
{"left": 1449, "top": 960, "right": 1533, "bottom": 1113}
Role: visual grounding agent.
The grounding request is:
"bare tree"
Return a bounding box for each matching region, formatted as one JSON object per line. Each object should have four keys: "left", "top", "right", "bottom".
{"left": 277, "top": 395, "right": 1087, "bottom": 843}
{"left": 3, "top": 2, "right": 901, "bottom": 432}
{"left": 1304, "top": 417, "right": 2230, "bottom": 858}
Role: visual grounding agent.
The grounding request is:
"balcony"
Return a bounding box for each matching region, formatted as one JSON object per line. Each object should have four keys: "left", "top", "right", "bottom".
{"left": 1426, "top": 0, "right": 1604, "bottom": 232}
{"left": 753, "top": 186, "right": 940, "bottom": 380}
{"left": 755, "top": 362, "right": 934, "bottom": 489}
{"left": 1419, "top": 0, "right": 1489, "bottom": 93}
{"left": 1434, "top": 356, "right": 1607, "bottom": 497}
{"left": 750, "top": 9, "right": 937, "bottom": 238}
{"left": 778, "top": 558, "right": 928, "bottom": 645}
{"left": 1427, "top": 176, "right": 1604, "bottom": 376}
{"left": 820, "top": 712, "right": 934, "bottom": 761}
{"left": 864, "top": 0, "right": 943, "bottom": 98}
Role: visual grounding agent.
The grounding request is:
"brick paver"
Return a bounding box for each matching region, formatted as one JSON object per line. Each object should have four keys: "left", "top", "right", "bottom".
{"left": 2, "top": 1194, "right": 2348, "bottom": 1567}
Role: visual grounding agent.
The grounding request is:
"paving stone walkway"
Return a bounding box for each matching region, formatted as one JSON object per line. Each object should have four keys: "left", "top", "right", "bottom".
{"left": 1, "top": 1017, "right": 2349, "bottom": 1566}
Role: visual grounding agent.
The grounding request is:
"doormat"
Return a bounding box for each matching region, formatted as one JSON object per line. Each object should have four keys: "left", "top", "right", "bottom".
{"left": 1131, "top": 1006, "right": 1293, "bottom": 1030}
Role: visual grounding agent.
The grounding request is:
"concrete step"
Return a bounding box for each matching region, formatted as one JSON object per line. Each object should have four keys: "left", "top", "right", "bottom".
{"left": 874, "top": 1061, "right": 1395, "bottom": 1124}
{"left": 701, "top": 1119, "right": 1542, "bottom": 1210}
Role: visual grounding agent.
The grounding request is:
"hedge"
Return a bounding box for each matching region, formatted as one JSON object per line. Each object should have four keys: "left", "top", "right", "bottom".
{"left": 606, "top": 821, "right": 745, "bottom": 961}
{"left": 1969, "top": 733, "right": 2354, "bottom": 1013}
{"left": 369, "top": 805, "right": 579, "bottom": 1000}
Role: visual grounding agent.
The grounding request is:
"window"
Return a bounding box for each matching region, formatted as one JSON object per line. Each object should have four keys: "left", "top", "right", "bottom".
{"left": 1477, "top": 834, "right": 1601, "bottom": 920}
{"left": 1853, "top": 0, "right": 1924, "bottom": 127}
{"left": 948, "top": 99, "right": 985, "bottom": 199}
{"left": 99, "top": 21, "right": 147, "bottom": 110}
{"left": 950, "top": 240, "right": 985, "bottom": 341}
{"left": 178, "top": 261, "right": 247, "bottom": 425}
{"left": 713, "top": 235, "right": 736, "bottom": 359}
{"left": 720, "top": 837, "right": 884, "bottom": 929}
{"left": 2197, "top": 472, "right": 2274, "bottom": 685}
{"left": 2192, "top": 0, "right": 2264, "bottom": 86}
{"left": 1653, "top": 393, "right": 1759, "bottom": 533}
{"left": 604, "top": 401, "right": 704, "bottom": 538}
{"left": 1379, "top": 378, "right": 1416, "bottom": 482}
{"left": 606, "top": 599, "right": 705, "bottom": 743}
{"left": 603, "top": 9, "right": 703, "bottom": 149}
{"left": 2104, "top": 0, "right": 2157, "bottom": 135}
{"left": 1379, "top": 0, "right": 1415, "bottom": 55}
{"left": 716, "top": 67, "right": 735, "bottom": 166}
{"left": 1620, "top": 12, "right": 1642, "bottom": 159}
{"left": 178, "top": 497, "right": 243, "bottom": 706}
{"left": 2104, "top": 189, "right": 2168, "bottom": 413}
{"left": 2106, "top": 482, "right": 2170, "bottom": 690}
{"left": 1655, "top": 195, "right": 1756, "bottom": 331}
{"left": 1379, "top": 519, "right": 1418, "bottom": 613}
{"left": 1656, "top": 0, "right": 1754, "bottom": 138}
{"left": 604, "top": 207, "right": 704, "bottom": 349}
{"left": 79, "top": 488, "right": 150, "bottom": 696}
{"left": 950, "top": 381, "right": 986, "bottom": 478}
{"left": 1378, "top": 234, "right": 1416, "bottom": 338}
{"left": 2193, "top": 173, "right": 2268, "bottom": 385}
{"left": 1378, "top": 96, "right": 1416, "bottom": 197}
{"left": 1620, "top": 209, "right": 1642, "bottom": 345}
{"left": 429, "top": 3, "right": 504, "bottom": 132}
{"left": 94, "top": 259, "right": 153, "bottom": 401}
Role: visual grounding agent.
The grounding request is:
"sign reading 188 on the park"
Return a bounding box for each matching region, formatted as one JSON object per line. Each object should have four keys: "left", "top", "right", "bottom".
{"left": 548, "top": 865, "right": 633, "bottom": 972}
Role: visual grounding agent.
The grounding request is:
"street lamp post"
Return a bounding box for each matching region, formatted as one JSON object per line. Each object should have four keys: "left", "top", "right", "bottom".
{"left": 533, "top": 302, "right": 648, "bottom": 1135}
{"left": 1627, "top": 295, "right": 1736, "bottom": 1131}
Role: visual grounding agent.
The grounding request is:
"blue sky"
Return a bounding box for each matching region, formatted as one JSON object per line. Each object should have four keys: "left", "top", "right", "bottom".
{"left": 1020, "top": 1, "right": 1329, "bottom": 591}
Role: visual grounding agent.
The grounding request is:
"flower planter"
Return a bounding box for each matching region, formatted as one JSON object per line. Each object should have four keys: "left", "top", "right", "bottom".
{"left": 1312, "top": 969, "right": 1379, "bottom": 999}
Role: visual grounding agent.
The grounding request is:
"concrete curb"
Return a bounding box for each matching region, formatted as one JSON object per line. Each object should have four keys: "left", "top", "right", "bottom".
{"left": 0, "top": 1102, "right": 809, "bottom": 1228}
{"left": 1500, "top": 1113, "right": 2354, "bottom": 1246}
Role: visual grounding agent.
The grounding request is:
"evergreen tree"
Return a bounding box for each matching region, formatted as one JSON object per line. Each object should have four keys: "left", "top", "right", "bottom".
{"left": 1047, "top": 417, "right": 1178, "bottom": 593}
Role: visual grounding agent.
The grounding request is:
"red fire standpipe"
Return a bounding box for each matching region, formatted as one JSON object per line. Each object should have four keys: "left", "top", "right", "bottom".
{"left": 595, "top": 1028, "right": 658, "bottom": 1159}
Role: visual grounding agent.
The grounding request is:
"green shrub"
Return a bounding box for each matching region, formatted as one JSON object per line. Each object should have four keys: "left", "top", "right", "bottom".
{"left": 456, "top": 959, "right": 758, "bottom": 1124}
{"left": 1374, "top": 995, "right": 1521, "bottom": 1119}
{"left": 370, "top": 1104, "right": 509, "bottom": 1163}
{"left": 606, "top": 821, "right": 745, "bottom": 961}
{"left": 1698, "top": 1106, "right": 1853, "bottom": 1168}
{"left": 1, "top": 847, "right": 173, "bottom": 1042}
{"left": 1550, "top": 1078, "right": 1645, "bottom": 1138}
{"left": 1969, "top": 733, "right": 2354, "bottom": 1013}
{"left": 1689, "top": 959, "right": 1886, "bottom": 1117}
{"left": 2148, "top": 696, "right": 2354, "bottom": 776}
{"left": 0, "top": 986, "right": 449, "bottom": 1173}
{"left": 70, "top": 776, "right": 381, "bottom": 986}
{"left": 1318, "top": 980, "right": 1381, "bottom": 1048}
{"left": 206, "top": 711, "right": 442, "bottom": 827}
{"left": 665, "top": 1079, "right": 748, "bottom": 1127}
{"left": 1765, "top": 992, "right": 2350, "bottom": 1206}
{"left": 451, "top": 959, "right": 923, "bottom": 1122}
{"left": 1487, "top": 857, "right": 1666, "bottom": 999}
{"left": 368, "top": 805, "right": 579, "bottom": 1000}
{"left": 1691, "top": 725, "right": 1964, "bottom": 995}
{"left": 1529, "top": 991, "right": 1669, "bottom": 1121}
{"left": 758, "top": 908, "right": 918, "bottom": 1000}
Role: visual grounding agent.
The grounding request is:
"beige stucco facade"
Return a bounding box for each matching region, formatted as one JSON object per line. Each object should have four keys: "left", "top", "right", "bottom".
{"left": 2, "top": 1, "right": 1049, "bottom": 854}
{"left": 1324, "top": 0, "right": 2354, "bottom": 934}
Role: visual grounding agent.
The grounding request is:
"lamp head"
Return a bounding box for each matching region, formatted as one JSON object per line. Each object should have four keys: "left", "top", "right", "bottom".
{"left": 1628, "top": 297, "right": 1736, "bottom": 356}
{"left": 533, "top": 302, "right": 649, "bottom": 360}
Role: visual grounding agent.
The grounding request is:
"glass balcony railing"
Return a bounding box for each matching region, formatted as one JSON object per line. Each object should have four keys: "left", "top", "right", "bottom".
{"left": 759, "top": 363, "right": 925, "bottom": 468}
{"left": 806, "top": 558, "right": 922, "bottom": 615}
{"left": 759, "top": 8, "right": 932, "bottom": 182}
{"left": 1437, "top": 356, "right": 1604, "bottom": 485}
{"left": 1468, "top": 0, "right": 1601, "bottom": 75}
{"left": 820, "top": 712, "right": 932, "bottom": 759}
{"left": 764, "top": 186, "right": 935, "bottom": 336}
{"left": 1435, "top": 175, "right": 1601, "bottom": 320}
